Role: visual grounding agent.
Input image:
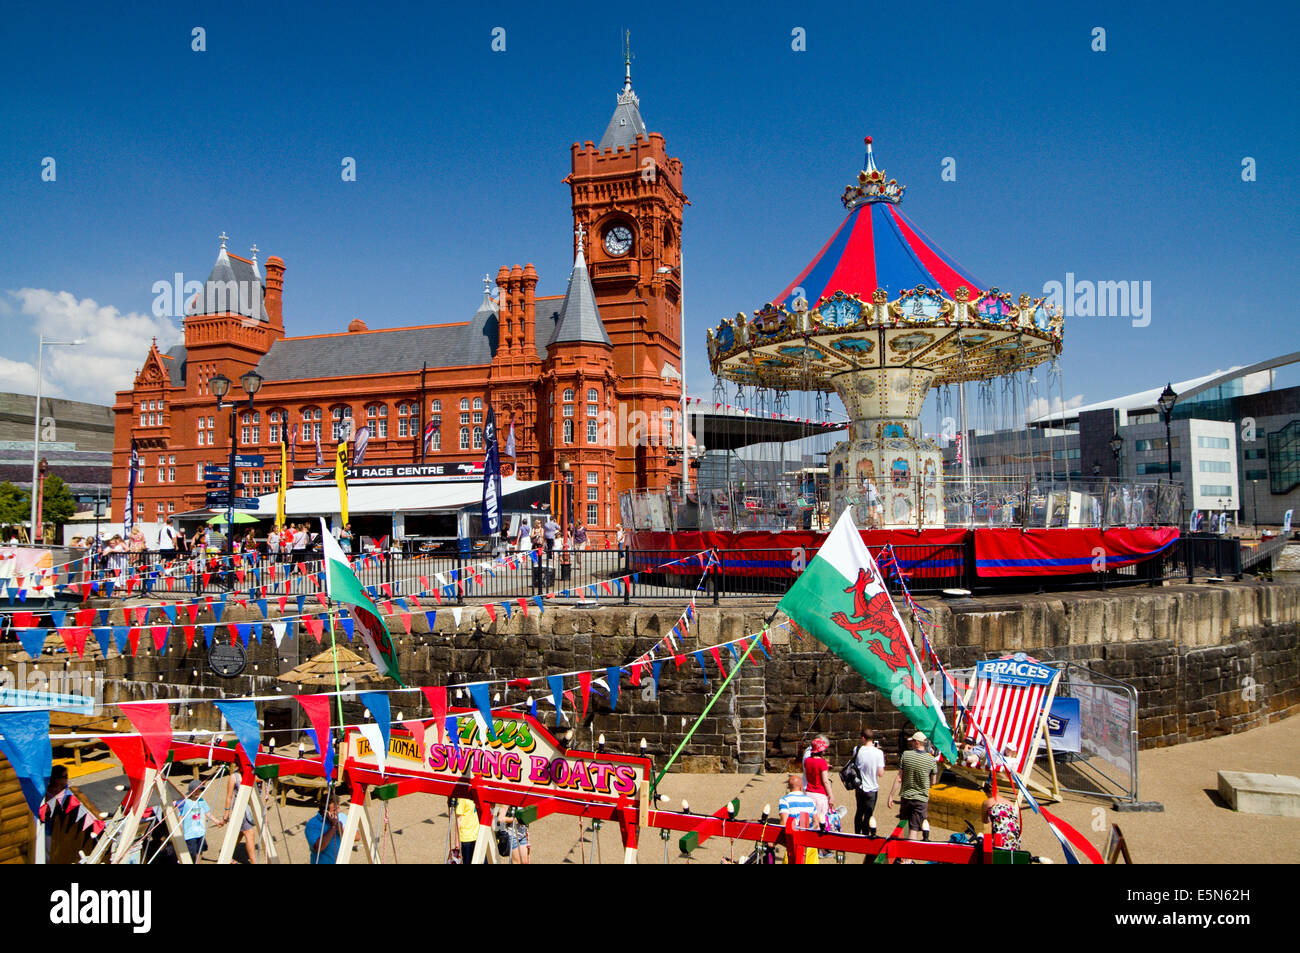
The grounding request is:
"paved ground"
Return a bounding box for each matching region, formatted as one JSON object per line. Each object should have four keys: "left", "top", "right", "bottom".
{"left": 67, "top": 715, "right": 1299, "bottom": 864}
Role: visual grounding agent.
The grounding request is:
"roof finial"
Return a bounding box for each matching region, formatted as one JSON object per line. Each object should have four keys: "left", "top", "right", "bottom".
{"left": 863, "top": 135, "right": 878, "bottom": 173}
{"left": 575, "top": 222, "right": 586, "bottom": 256}
{"left": 482, "top": 273, "right": 493, "bottom": 295}
{"left": 249, "top": 242, "right": 259, "bottom": 262}
{"left": 218, "top": 231, "right": 229, "bottom": 249}
{"left": 623, "top": 29, "right": 632, "bottom": 93}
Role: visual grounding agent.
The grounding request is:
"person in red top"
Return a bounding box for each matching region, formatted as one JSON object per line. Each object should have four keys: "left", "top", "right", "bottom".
{"left": 803, "top": 735, "right": 835, "bottom": 827}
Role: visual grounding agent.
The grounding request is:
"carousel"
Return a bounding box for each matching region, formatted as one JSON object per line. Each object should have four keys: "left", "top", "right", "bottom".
{"left": 707, "top": 137, "right": 1064, "bottom": 529}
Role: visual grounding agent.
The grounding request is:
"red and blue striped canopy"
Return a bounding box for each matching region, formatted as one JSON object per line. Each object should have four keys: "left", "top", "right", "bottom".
{"left": 772, "top": 201, "right": 986, "bottom": 308}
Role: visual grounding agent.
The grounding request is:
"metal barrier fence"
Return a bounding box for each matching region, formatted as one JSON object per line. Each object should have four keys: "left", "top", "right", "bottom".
{"left": 59, "top": 533, "right": 1243, "bottom": 603}
{"left": 627, "top": 478, "right": 1185, "bottom": 533}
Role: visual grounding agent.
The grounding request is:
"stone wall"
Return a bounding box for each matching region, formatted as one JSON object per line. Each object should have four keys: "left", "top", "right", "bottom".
{"left": 7, "top": 580, "right": 1297, "bottom": 775}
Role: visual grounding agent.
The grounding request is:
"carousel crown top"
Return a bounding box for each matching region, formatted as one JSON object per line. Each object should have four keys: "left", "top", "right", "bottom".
{"left": 707, "top": 137, "right": 1064, "bottom": 390}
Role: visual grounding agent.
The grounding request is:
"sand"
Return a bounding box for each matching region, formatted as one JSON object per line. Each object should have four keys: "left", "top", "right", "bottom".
{"left": 68, "top": 715, "right": 1299, "bottom": 864}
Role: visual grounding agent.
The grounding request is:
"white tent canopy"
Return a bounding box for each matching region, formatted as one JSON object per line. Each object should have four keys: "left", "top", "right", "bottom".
{"left": 255, "top": 477, "right": 548, "bottom": 517}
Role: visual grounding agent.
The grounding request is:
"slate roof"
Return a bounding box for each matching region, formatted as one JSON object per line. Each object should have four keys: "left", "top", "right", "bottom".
{"left": 161, "top": 345, "right": 187, "bottom": 385}
{"left": 458, "top": 292, "right": 500, "bottom": 365}
{"left": 545, "top": 246, "right": 612, "bottom": 348}
{"left": 186, "top": 248, "right": 268, "bottom": 322}
{"left": 255, "top": 323, "right": 478, "bottom": 381}
{"left": 598, "top": 86, "right": 647, "bottom": 150}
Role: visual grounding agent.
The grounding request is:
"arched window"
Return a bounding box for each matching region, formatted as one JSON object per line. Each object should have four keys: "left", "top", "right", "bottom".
{"left": 268, "top": 409, "right": 287, "bottom": 444}
{"left": 586, "top": 419, "right": 597, "bottom": 443}
{"left": 473, "top": 426, "right": 484, "bottom": 450}
{"left": 459, "top": 427, "right": 470, "bottom": 450}
{"left": 563, "top": 419, "right": 574, "bottom": 444}
{"left": 430, "top": 428, "right": 441, "bottom": 451}
{"left": 331, "top": 405, "right": 353, "bottom": 441}
{"left": 397, "top": 401, "right": 416, "bottom": 437}
{"left": 563, "top": 388, "right": 574, "bottom": 402}
{"left": 430, "top": 399, "right": 441, "bottom": 413}
{"left": 473, "top": 397, "right": 483, "bottom": 410}
{"left": 460, "top": 398, "right": 470, "bottom": 411}
{"left": 366, "top": 404, "right": 388, "bottom": 439}
{"left": 301, "top": 407, "right": 321, "bottom": 441}
{"left": 587, "top": 388, "right": 598, "bottom": 418}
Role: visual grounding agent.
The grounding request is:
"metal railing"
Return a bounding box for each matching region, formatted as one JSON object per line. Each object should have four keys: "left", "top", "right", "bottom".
{"left": 628, "top": 477, "right": 1185, "bottom": 533}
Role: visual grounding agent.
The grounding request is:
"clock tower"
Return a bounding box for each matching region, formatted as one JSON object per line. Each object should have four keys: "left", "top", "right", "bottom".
{"left": 565, "top": 46, "right": 687, "bottom": 493}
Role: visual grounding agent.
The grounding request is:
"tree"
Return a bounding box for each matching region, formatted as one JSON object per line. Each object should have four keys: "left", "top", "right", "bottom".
{"left": 41, "top": 475, "right": 77, "bottom": 530}
{"left": 0, "top": 481, "right": 29, "bottom": 526}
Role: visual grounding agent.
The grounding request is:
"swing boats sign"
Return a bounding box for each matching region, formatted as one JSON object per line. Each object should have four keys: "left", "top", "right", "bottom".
{"left": 344, "top": 709, "right": 651, "bottom": 802}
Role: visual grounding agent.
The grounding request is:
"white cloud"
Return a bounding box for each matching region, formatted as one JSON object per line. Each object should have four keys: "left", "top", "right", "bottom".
{"left": 2, "top": 289, "right": 182, "bottom": 405}
{"left": 1025, "top": 393, "right": 1085, "bottom": 424}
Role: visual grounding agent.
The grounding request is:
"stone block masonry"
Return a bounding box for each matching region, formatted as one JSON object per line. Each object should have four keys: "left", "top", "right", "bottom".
{"left": 10, "top": 581, "right": 1295, "bottom": 776}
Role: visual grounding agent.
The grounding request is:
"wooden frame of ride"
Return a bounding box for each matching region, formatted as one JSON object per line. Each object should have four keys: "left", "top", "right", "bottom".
{"left": 76, "top": 709, "right": 1028, "bottom": 865}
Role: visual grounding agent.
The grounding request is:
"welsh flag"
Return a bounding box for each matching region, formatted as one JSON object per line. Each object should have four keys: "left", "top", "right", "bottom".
{"left": 319, "top": 518, "right": 402, "bottom": 685}
{"left": 778, "top": 509, "right": 957, "bottom": 761}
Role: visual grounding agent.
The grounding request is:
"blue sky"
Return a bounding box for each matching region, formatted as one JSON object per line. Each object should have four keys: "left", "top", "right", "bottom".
{"left": 2, "top": 0, "right": 1297, "bottom": 416}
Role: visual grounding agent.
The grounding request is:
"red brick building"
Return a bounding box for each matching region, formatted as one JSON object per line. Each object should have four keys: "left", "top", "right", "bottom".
{"left": 112, "top": 68, "right": 685, "bottom": 541}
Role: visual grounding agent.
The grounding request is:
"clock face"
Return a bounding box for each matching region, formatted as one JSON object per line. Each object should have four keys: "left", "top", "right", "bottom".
{"left": 603, "top": 225, "right": 633, "bottom": 257}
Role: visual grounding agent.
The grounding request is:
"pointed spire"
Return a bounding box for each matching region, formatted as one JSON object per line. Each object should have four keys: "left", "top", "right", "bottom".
{"left": 551, "top": 238, "right": 611, "bottom": 346}
{"left": 598, "top": 34, "right": 646, "bottom": 150}
{"left": 863, "top": 136, "right": 878, "bottom": 174}
{"left": 249, "top": 243, "right": 261, "bottom": 277}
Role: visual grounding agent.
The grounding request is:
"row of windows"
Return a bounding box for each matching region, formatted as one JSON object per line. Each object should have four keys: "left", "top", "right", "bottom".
{"left": 1199, "top": 460, "right": 1233, "bottom": 473}
{"left": 1135, "top": 461, "right": 1181, "bottom": 475}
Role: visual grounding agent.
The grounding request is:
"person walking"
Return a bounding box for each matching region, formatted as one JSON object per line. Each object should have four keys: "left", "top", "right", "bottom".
{"left": 573, "top": 522, "right": 588, "bottom": 569}
{"left": 802, "top": 735, "right": 835, "bottom": 829}
{"left": 886, "top": 731, "right": 940, "bottom": 850}
{"left": 452, "top": 795, "right": 480, "bottom": 864}
{"left": 542, "top": 515, "right": 559, "bottom": 560}
{"left": 516, "top": 519, "right": 532, "bottom": 554}
{"left": 177, "top": 779, "right": 213, "bottom": 862}
{"left": 850, "top": 728, "right": 886, "bottom": 836}
{"left": 157, "top": 522, "right": 178, "bottom": 563}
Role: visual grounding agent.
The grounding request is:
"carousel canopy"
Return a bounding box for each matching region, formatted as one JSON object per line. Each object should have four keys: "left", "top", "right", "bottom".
{"left": 770, "top": 194, "right": 985, "bottom": 307}
{"left": 708, "top": 138, "right": 1063, "bottom": 391}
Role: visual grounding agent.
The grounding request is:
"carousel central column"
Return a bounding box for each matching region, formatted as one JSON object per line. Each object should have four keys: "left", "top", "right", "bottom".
{"left": 829, "top": 365, "right": 943, "bottom": 528}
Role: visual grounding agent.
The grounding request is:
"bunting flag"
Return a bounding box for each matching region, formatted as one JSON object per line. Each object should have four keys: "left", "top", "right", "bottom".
{"left": 295, "top": 694, "right": 333, "bottom": 757}
{"left": 122, "top": 702, "right": 173, "bottom": 768}
{"left": 467, "top": 683, "right": 497, "bottom": 741}
{"left": 101, "top": 735, "right": 148, "bottom": 809}
{"left": 422, "top": 686, "right": 448, "bottom": 744}
{"left": 358, "top": 692, "right": 391, "bottom": 752}
{"left": 777, "top": 509, "right": 958, "bottom": 761}
{"left": 357, "top": 723, "right": 387, "bottom": 775}
{"left": 213, "top": 700, "right": 261, "bottom": 765}
{"left": 606, "top": 667, "right": 620, "bottom": 711}
{"left": 546, "top": 675, "right": 565, "bottom": 725}
{"left": 321, "top": 518, "right": 401, "bottom": 684}
{"left": 578, "top": 671, "right": 591, "bottom": 719}
{"left": 0, "top": 710, "right": 52, "bottom": 815}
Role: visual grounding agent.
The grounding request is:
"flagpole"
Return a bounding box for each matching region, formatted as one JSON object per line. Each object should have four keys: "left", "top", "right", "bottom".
{"left": 649, "top": 630, "right": 766, "bottom": 795}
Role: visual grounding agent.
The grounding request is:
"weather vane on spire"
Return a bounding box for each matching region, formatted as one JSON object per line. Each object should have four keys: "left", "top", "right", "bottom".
{"left": 623, "top": 29, "right": 632, "bottom": 92}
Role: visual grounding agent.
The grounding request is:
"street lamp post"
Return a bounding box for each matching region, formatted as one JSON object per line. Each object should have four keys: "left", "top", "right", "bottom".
{"left": 1251, "top": 479, "right": 1260, "bottom": 534}
{"left": 30, "top": 334, "right": 85, "bottom": 542}
{"left": 1157, "top": 382, "right": 1178, "bottom": 519}
{"left": 209, "top": 369, "right": 263, "bottom": 553}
